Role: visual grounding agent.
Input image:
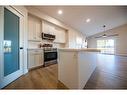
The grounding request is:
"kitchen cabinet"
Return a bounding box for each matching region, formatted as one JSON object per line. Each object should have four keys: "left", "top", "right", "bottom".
{"left": 59, "top": 29, "right": 66, "bottom": 43}
{"left": 68, "top": 29, "right": 86, "bottom": 48}
{"left": 28, "top": 49, "right": 43, "bottom": 69}
{"left": 28, "top": 17, "right": 34, "bottom": 41}
{"left": 28, "top": 15, "right": 41, "bottom": 41}
{"left": 53, "top": 27, "right": 59, "bottom": 42}
{"left": 42, "top": 21, "right": 55, "bottom": 35}
{"left": 68, "top": 29, "right": 76, "bottom": 48}
{"left": 42, "top": 21, "right": 66, "bottom": 43}
{"left": 42, "top": 21, "right": 49, "bottom": 33}
{"left": 53, "top": 26, "right": 66, "bottom": 43}
{"left": 58, "top": 49, "right": 99, "bottom": 89}
{"left": 35, "top": 20, "right": 42, "bottom": 41}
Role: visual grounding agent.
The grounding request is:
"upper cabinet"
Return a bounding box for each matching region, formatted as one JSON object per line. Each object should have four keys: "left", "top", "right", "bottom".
{"left": 53, "top": 26, "right": 66, "bottom": 43}
{"left": 42, "top": 21, "right": 66, "bottom": 43}
{"left": 42, "top": 21, "right": 55, "bottom": 35}
{"left": 28, "top": 15, "right": 42, "bottom": 41}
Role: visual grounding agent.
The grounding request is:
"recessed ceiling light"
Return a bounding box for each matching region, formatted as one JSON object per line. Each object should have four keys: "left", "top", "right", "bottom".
{"left": 58, "top": 10, "right": 63, "bottom": 15}
{"left": 86, "top": 18, "right": 91, "bottom": 23}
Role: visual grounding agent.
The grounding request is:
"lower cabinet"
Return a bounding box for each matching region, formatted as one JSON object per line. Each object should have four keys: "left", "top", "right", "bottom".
{"left": 28, "top": 49, "right": 44, "bottom": 69}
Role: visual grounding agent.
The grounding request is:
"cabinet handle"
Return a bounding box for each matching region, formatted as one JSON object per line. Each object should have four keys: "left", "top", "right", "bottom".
{"left": 20, "top": 47, "right": 23, "bottom": 49}
{"left": 35, "top": 50, "right": 39, "bottom": 52}
{"left": 74, "top": 54, "right": 77, "bottom": 57}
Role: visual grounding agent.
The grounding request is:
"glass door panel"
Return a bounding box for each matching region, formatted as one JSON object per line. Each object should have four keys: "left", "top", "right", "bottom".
{"left": 4, "top": 8, "right": 19, "bottom": 76}
{"left": 97, "top": 39, "right": 115, "bottom": 54}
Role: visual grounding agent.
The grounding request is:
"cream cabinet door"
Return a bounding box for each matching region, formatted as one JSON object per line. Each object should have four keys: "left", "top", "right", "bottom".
{"left": 53, "top": 27, "right": 59, "bottom": 42}
{"left": 43, "top": 21, "right": 55, "bottom": 35}
{"left": 35, "top": 20, "right": 41, "bottom": 41}
{"left": 59, "top": 30, "right": 66, "bottom": 43}
{"left": 49, "top": 24, "right": 55, "bottom": 35}
{"left": 28, "top": 17, "right": 35, "bottom": 40}
{"left": 34, "top": 51, "right": 43, "bottom": 67}
{"left": 43, "top": 22, "right": 50, "bottom": 34}
{"left": 54, "top": 27, "right": 66, "bottom": 43}
{"left": 28, "top": 50, "right": 43, "bottom": 69}
{"left": 28, "top": 51, "right": 36, "bottom": 69}
{"left": 28, "top": 15, "right": 41, "bottom": 41}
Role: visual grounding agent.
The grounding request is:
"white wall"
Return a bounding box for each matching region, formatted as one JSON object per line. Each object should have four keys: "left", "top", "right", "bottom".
{"left": 26, "top": 7, "right": 86, "bottom": 49}
{"left": 88, "top": 24, "right": 127, "bottom": 56}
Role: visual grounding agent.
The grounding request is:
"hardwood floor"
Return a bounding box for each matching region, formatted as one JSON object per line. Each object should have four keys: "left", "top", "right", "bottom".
{"left": 4, "top": 54, "right": 127, "bottom": 89}
{"left": 84, "top": 54, "right": 127, "bottom": 89}
{"left": 4, "top": 64, "right": 67, "bottom": 89}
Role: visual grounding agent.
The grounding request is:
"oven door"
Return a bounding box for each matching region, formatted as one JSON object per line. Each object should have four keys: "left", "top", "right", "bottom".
{"left": 44, "top": 51, "right": 57, "bottom": 62}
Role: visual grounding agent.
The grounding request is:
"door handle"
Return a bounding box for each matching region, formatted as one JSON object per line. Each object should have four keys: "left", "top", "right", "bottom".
{"left": 20, "top": 47, "right": 23, "bottom": 49}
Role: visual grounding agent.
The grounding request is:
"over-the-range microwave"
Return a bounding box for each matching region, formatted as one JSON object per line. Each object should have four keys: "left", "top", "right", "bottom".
{"left": 41, "top": 32, "right": 55, "bottom": 40}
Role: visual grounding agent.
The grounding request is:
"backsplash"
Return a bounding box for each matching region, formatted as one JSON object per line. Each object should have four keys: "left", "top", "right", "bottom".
{"left": 28, "top": 40, "right": 66, "bottom": 49}
{"left": 28, "top": 41, "right": 41, "bottom": 49}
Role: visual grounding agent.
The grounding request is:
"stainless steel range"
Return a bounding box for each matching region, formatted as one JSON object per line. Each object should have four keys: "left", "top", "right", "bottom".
{"left": 42, "top": 44, "right": 57, "bottom": 67}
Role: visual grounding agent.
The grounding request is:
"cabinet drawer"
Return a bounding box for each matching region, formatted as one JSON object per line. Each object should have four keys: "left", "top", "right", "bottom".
{"left": 28, "top": 50, "right": 43, "bottom": 53}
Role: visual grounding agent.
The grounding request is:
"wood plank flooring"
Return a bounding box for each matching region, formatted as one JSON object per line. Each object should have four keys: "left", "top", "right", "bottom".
{"left": 84, "top": 54, "right": 127, "bottom": 89}
{"left": 4, "top": 54, "right": 127, "bottom": 89}
{"left": 4, "top": 64, "right": 67, "bottom": 89}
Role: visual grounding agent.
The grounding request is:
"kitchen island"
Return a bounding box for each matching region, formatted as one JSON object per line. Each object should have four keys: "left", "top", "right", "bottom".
{"left": 58, "top": 48, "right": 100, "bottom": 89}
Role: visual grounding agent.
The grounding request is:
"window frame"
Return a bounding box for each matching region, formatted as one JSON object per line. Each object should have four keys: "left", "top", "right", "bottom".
{"left": 96, "top": 38, "right": 116, "bottom": 54}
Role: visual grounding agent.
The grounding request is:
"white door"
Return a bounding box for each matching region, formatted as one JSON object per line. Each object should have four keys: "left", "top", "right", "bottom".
{"left": 0, "top": 6, "right": 24, "bottom": 88}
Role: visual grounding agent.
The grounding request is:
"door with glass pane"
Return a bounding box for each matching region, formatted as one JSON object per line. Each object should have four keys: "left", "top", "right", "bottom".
{"left": 97, "top": 39, "right": 115, "bottom": 54}
{"left": 0, "top": 7, "right": 23, "bottom": 88}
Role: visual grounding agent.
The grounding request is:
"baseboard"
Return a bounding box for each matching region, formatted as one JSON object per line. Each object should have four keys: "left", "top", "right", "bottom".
{"left": 100, "top": 53, "right": 127, "bottom": 57}
{"left": 28, "top": 65, "right": 43, "bottom": 71}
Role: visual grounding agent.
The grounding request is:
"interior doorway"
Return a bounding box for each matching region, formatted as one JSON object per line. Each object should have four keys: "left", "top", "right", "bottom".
{"left": 0, "top": 6, "right": 24, "bottom": 88}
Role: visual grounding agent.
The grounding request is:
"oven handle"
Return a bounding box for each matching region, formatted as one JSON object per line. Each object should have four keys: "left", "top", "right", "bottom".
{"left": 44, "top": 51, "right": 57, "bottom": 53}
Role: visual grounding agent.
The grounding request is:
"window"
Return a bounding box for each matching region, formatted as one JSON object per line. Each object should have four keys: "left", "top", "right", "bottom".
{"left": 97, "top": 39, "right": 115, "bottom": 54}
{"left": 76, "top": 37, "right": 82, "bottom": 44}
{"left": 76, "top": 37, "right": 82, "bottom": 48}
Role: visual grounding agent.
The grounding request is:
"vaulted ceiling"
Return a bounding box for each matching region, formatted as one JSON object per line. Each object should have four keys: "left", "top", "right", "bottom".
{"left": 29, "top": 6, "right": 127, "bottom": 37}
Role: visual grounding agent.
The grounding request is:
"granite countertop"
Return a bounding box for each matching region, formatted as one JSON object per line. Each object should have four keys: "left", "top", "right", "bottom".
{"left": 58, "top": 48, "right": 101, "bottom": 52}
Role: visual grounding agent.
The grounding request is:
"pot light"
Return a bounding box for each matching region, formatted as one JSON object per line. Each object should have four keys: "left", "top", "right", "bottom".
{"left": 58, "top": 10, "right": 63, "bottom": 15}
{"left": 86, "top": 18, "right": 91, "bottom": 23}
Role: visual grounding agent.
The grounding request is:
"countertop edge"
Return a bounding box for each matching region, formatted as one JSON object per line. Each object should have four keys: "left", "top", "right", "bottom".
{"left": 58, "top": 48, "right": 101, "bottom": 52}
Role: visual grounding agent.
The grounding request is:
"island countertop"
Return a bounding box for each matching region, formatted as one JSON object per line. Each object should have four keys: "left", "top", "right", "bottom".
{"left": 58, "top": 48, "right": 101, "bottom": 52}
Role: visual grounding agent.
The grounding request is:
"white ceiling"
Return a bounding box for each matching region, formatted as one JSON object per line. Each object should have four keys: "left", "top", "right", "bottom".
{"left": 31, "top": 6, "right": 127, "bottom": 37}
